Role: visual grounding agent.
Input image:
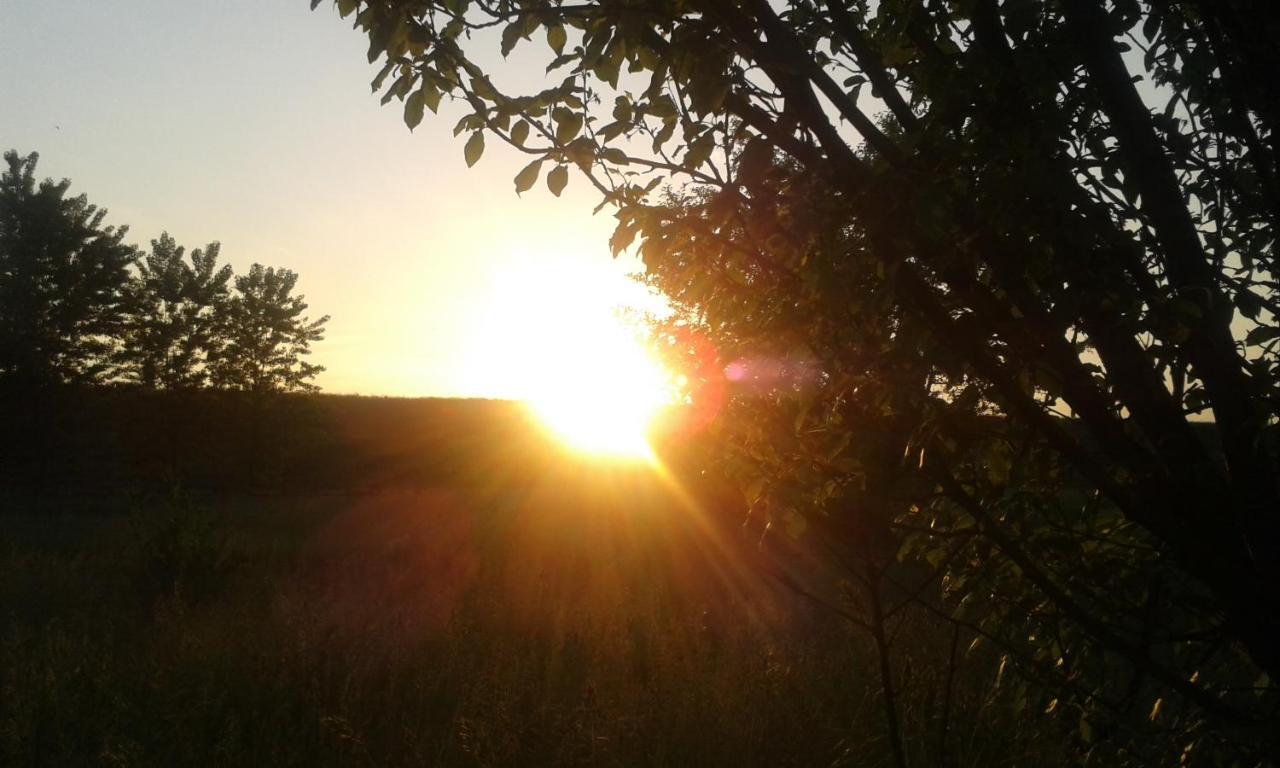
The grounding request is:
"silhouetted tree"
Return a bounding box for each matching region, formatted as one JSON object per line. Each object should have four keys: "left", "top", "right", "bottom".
{"left": 327, "top": 0, "right": 1280, "bottom": 759}
{"left": 119, "top": 232, "right": 232, "bottom": 389}
{"left": 210, "top": 264, "right": 328, "bottom": 393}
{"left": 0, "top": 150, "right": 135, "bottom": 387}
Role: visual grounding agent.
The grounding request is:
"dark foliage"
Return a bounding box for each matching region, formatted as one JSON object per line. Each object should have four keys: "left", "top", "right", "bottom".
{"left": 0, "top": 151, "right": 328, "bottom": 394}
{"left": 210, "top": 264, "right": 329, "bottom": 393}
{"left": 0, "top": 151, "right": 136, "bottom": 387}
{"left": 118, "top": 233, "right": 232, "bottom": 389}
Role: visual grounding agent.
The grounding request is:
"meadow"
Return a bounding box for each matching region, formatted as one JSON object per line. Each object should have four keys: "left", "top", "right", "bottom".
{"left": 0, "top": 392, "right": 1058, "bottom": 767}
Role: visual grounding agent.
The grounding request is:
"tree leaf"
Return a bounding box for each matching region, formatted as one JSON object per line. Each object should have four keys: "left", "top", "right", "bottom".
{"left": 501, "top": 22, "right": 522, "bottom": 58}
{"left": 546, "top": 24, "right": 567, "bottom": 55}
{"left": 371, "top": 59, "right": 397, "bottom": 93}
{"left": 547, "top": 164, "right": 568, "bottom": 196}
{"left": 610, "top": 219, "right": 638, "bottom": 255}
{"left": 514, "top": 158, "right": 543, "bottom": 194}
{"left": 554, "top": 109, "right": 583, "bottom": 144}
{"left": 652, "top": 116, "right": 677, "bottom": 152}
{"left": 404, "top": 89, "right": 426, "bottom": 130}
{"left": 1235, "top": 289, "right": 1264, "bottom": 320}
{"left": 545, "top": 52, "right": 577, "bottom": 73}
{"left": 600, "top": 147, "right": 629, "bottom": 165}
{"left": 597, "top": 121, "right": 628, "bottom": 142}
{"left": 684, "top": 134, "right": 715, "bottom": 169}
{"left": 421, "top": 83, "right": 441, "bottom": 114}
{"left": 511, "top": 120, "right": 530, "bottom": 146}
{"left": 1246, "top": 325, "right": 1280, "bottom": 346}
{"left": 453, "top": 114, "right": 478, "bottom": 136}
{"left": 464, "top": 131, "right": 485, "bottom": 167}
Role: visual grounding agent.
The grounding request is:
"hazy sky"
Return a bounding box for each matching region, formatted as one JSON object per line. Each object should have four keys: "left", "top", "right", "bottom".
{"left": 0, "top": 0, "right": 656, "bottom": 397}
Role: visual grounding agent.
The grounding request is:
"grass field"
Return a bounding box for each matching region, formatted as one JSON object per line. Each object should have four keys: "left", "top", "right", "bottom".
{"left": 0, "top": 394, "right": 1064, "bottom": 766}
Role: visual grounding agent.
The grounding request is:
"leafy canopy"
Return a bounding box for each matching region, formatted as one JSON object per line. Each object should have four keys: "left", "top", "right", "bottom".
{"left": 2, "top": 150, "right": 329, "bottom": 394}
{"left": 210, "top": 264, "right": 329, "bottom": 394}
{"left": 119, "top": 233, "right": 233, "bottom": 389}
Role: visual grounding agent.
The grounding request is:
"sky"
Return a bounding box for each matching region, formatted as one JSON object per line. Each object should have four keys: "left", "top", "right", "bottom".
{"left": 0, "top": 0, "right": 660, "bottom": 397}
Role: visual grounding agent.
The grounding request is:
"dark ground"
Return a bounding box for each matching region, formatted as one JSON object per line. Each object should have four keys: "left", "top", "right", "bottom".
{"left": 0, "top": 389, "right": 1061, "bottom": 766}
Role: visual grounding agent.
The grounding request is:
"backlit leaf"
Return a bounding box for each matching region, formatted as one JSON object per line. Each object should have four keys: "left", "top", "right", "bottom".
{"left": 514, "top": 158, "right": 543, "bottom": 194}
{"left": 464, "top": 131, "right": 485, "bottom": 167}
{"left": 553, "top": 109, "right": 583, "bottom": 144}
{"left": 501, "top": 22, "right": 522, "bottom": 57}
{"left": 547, "top": 164, "right": 568, "bottom": 196}
{"left": 404, "top": 89, "right": 426, "bottom": 130}
{"left": 547, "top": 24, "right": 567, "bottom": 55}
{"left": 511, "top": 120, "right": 530, "bottom": 146}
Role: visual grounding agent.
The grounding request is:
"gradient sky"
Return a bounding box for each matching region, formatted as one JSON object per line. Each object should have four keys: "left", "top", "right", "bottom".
{"left": 0, "top": 0, "right": 657, "bottom": 397}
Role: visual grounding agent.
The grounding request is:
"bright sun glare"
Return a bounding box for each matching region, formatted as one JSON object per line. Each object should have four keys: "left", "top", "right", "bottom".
{"left": 463, "top": 257, "right": 674, "bottom": 460}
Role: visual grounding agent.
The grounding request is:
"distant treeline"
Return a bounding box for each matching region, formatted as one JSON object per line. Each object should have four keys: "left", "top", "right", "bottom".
{"left": 0, "top": 150, "right": 327, "bottom": 393}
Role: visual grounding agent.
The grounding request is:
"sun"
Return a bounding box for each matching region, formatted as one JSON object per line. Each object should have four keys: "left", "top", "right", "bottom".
{"left": 461, "top": 255, "right": 674, "bottom": 460}
{"left": 523, "top": 322, "right": 670, "bottom": 459}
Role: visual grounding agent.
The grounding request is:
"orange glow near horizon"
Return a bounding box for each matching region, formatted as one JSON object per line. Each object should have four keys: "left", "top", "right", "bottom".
{"left": 462, "top": 255, "right": 676, "bottom": 460}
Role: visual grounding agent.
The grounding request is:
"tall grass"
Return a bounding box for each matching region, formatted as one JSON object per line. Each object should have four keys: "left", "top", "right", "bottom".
{"left": 1, "top": 479, "right": 1065, "bottom": 767}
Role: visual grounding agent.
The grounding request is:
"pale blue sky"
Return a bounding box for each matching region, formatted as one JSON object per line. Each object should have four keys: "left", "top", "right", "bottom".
{"left": 0, "top": 0, "right": 649, "bottom": 396}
